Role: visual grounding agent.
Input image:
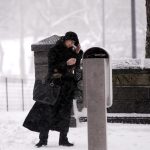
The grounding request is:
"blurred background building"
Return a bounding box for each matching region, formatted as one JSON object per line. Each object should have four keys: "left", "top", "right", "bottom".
{"left": 0, "top": 0, "right": 146, "bottom": 111}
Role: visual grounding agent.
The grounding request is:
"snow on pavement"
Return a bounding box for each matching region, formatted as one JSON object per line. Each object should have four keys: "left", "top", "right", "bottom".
{"left": 0, "top": 112, "right": 150, "bottom": 150}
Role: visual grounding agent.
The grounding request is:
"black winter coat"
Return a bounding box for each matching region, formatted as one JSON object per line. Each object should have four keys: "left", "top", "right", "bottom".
{"left": 47, "top": 37, "right": 83, "bottom": 81}
{"left": 23, "top": 38, "right": 83, "bottom": 133}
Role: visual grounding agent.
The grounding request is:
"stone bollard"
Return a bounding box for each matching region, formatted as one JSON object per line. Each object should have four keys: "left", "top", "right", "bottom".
{"left": 83, "top": 47, "right": 112, "bottom": 150}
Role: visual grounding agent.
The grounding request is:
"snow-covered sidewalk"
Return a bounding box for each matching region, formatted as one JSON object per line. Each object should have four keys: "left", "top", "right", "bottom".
{"left": 0, "top": 112, "right": 150, "bottom": 150}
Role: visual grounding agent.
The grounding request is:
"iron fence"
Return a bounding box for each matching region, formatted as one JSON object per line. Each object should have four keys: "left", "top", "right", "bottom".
{"left": 0, "top": 77, "right": 35, "bottom": 111}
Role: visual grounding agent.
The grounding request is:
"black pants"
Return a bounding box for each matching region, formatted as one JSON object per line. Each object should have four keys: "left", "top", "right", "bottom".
{"left": 39, "top": 127, "right": 49, "bottom": 142}
{"left": 39, "top": 127, "right": 68, "bottom": 141}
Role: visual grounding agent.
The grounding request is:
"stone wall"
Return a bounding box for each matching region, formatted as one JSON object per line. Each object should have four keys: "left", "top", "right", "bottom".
{"left": 108, "top": 69, "right": 150, "bottom": 113}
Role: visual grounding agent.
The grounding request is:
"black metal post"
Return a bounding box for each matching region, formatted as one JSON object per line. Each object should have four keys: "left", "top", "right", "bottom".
{"left": 131, "top": 0, "right": 137, "bottom": 58}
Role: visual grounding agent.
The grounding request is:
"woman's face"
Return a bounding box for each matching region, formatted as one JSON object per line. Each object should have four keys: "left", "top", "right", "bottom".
{"left": 64, "top": 40, "right": 75, "bottom": 48}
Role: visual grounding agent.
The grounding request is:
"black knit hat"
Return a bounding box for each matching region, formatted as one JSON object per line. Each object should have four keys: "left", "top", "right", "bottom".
{"left": 64, "top": 31, "right": 79, "bottom": 46}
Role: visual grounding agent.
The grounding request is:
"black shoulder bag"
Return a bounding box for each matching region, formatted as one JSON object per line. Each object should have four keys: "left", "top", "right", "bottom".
{"left": 33, "top": 79, "right": 61, "bottom": 105}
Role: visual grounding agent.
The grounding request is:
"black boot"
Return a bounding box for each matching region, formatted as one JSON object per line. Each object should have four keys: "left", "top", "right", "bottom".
{"left": 35, "top": 128, "right": 49, "bottom": 148}
{"left": 35, "top": 140, "right": 47, "bottom": 148}
{"left": 59, "top": 132, "right": 74, "bottom": 146}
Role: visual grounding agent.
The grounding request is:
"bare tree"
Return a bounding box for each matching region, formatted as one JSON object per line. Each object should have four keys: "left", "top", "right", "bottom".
{"left": 146, "top": 0, "right": 150, "bottom": 58}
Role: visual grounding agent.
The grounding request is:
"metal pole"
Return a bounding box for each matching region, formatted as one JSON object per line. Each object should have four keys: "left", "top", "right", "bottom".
{"left": 21, "top": 79, "right": 25, "bottom": 111}
{"left": 20, "top": 0, "right": 25, "bottom": 78}
{"left": 131, "top": 0, "right": 137, "bottom": 58}
{"left": 5, "top": 77, "right": 8, "bottom": 111}
{"left": 83, "top": 59, "right": 107, "bottom": 150}
{"left": 102, "top": 0, "right": 105, "bottom": 47}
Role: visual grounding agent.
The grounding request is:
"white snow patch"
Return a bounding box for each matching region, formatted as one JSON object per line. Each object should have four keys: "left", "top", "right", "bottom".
{"left": 0, "top": 112, "right": 150, "bottom": 150}
{"left": 108, "top": 113, "right": 150, "bottom": 117}
{"left": 112, "top": 58, "right": 150, "bottom": 69}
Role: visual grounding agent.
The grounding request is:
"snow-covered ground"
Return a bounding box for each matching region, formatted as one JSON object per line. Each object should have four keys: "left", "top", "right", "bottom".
{"left": 111, "top": 58, "right": 150, "bottom": 69}
{"left": 0, "top": 112, "right": 150, "bottom": 150}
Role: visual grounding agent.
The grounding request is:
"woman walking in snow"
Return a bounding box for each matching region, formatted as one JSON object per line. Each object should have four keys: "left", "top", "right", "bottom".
{"left": 23, "top": 31, "right": 83, "bottom": 148}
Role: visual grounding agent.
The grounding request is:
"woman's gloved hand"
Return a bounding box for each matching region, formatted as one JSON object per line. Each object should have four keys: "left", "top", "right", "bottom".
{"left": 67, "top": 58, "right": 76, "bottom": 66}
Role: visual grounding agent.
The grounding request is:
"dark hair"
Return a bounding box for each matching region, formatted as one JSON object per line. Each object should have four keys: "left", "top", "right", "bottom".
{"left": 64, "top": 31, "right": 79, "bottom": 46}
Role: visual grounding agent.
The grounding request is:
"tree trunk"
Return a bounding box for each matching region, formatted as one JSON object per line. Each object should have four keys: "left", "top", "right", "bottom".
{"left": 145, "top": 0, "right": 150, "bottom": 58}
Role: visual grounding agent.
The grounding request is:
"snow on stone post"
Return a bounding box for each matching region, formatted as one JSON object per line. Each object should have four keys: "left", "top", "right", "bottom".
{"left": 83, "top": 47, "right": 112, "bottom": 150}
{"left": 31, "top": 35, "right": 76, "bottom": 127}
